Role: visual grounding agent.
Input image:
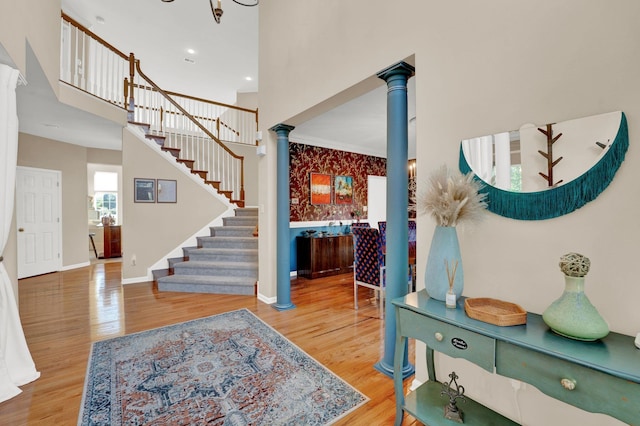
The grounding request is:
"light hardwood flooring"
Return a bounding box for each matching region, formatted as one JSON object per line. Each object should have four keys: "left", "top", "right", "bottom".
{"left": 0, "top": 262, "right": 419, "bottom": 425}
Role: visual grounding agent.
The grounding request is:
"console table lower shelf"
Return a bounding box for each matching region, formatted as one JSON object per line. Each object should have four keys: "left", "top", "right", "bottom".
{"left": 404, "top": 380, "right": 517, "bottom": 425}
{"left": 393, "top": 290, "right": 640, "bottom": 426}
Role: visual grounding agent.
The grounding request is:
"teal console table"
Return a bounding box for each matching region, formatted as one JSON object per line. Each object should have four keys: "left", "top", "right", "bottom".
{"left": 393, "top": 290, "right": 640, "bottom": 425}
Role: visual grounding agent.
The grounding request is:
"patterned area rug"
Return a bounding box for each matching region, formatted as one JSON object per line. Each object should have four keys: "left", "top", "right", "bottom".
{"left": 79, "top": 309, "right": 368, "bottom": 425}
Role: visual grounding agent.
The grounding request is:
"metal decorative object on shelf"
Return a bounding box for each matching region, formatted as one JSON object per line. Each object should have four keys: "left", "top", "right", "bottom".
{"left": 441, "top": 371, "right": 466, "bottom": 423}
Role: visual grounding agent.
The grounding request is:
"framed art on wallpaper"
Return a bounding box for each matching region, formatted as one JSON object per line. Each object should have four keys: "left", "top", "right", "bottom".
{"left": 157, "top": 179, "right": 177, "bottom": 203}
{"left": 334, "top": 175, "right": 353, "bottom": 204}
{"left": 310, "top": 173, "right": 331, "bottom": 205}
{"left": 134, "top": 178, "right": 155, "bottom": 203}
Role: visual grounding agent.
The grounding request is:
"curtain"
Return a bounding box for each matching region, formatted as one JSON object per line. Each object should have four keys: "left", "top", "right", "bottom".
{"left": 0, "top": 63, "right": 40, "bottom": 403}
{"left": 493, "top": 132, "right": 512, "bottom": 190}
{"left": 462, "top": 136, "right": 494, "bottom": 183}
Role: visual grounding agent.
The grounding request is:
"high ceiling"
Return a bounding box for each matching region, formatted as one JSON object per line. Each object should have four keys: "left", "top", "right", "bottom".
{"left": 62, "top": 0, "right": 259, "bottom": 103}
{"left": 5, "top": 1, "right": 415, "bottom": 158}
{"left": 291, "top": 79, "right": 416, "bottom": 158}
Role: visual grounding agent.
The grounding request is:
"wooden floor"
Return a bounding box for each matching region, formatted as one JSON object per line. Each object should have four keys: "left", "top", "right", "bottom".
{"left": 0, "top": 262, "right": 419, "bottom": 425}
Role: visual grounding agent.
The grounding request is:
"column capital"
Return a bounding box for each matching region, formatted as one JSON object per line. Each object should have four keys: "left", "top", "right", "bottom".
{"left": 376, "top": 61, "right": 415, "bottom": 83}
{"left": 269, "top": 123, "right": 295, "bottom": 135}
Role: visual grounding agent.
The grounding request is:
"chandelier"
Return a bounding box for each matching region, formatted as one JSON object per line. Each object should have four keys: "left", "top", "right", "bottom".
{"left": 161, "top": 0, "right": 258, "bottom": 24}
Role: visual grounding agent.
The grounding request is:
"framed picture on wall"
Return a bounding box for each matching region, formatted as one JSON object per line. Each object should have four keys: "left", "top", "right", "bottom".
{"left": 334, "top": 175, "right": 353, "bottom": 204}
{"left": 310, "top": 172, "right": 331, "bottom": 205}
{"left": 157, "top": 179, "right": 177, "bottom": 203}
{"left": 134, "top": 178, "right": 155, "bottom": 203}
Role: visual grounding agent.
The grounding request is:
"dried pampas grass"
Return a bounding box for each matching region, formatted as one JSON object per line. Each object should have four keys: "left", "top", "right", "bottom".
{"left": 417, "top": 165, "right": 488, "bottom": 227}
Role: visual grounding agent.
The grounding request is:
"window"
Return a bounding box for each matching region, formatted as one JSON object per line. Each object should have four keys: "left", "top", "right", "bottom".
{"left": 94, "top": 192, "right": 117, "bottom": 219}
{"left": 94, "top": 172, "right": 118, "bottom": 223}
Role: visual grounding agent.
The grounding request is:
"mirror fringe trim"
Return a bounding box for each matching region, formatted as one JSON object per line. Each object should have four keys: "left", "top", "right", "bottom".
{"left": 459, "top": 112, "right": 629, "bottom": 221}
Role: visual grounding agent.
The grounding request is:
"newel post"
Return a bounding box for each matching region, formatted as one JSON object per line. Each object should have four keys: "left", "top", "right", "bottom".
{"left": 269, "top": 123, "right": 296, "bottom": 311}
{"left": 127, "top": 52, "right": 136, "bottom": 121}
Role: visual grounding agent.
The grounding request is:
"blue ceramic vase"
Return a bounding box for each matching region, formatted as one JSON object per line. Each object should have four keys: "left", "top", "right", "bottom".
{"left": 542, "top": 275, "right": 609, "bottom": 341}
{"left": 425, "top": 226, "right": 463, "bottom": 301}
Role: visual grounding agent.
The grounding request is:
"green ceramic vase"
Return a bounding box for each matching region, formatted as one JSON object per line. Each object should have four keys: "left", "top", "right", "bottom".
{"left": 542, "top": 275, "right": 609, "bottom": 341}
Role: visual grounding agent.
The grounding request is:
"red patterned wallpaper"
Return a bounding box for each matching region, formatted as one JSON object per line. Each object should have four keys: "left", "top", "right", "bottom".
{"left": 289, "top": 142, "right": 387, "bottom": 222}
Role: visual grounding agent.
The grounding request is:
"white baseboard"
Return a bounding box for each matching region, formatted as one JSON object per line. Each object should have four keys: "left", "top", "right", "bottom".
{"left": 61, "top": 261, "right": 90, "bottom": 271}
{"left": 122, "top": 276, "right": 150, "bottom": 285}
{"left": 258, "top": 283, "right": 278, "bottom": 305}
{"left": 410, "top": 378, "right": 423, "bottom": 391}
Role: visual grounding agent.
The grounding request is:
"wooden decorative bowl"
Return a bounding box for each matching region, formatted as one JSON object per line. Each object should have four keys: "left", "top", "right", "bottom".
{"left": 464, "top": 298, "right": 527, "bottom": 326}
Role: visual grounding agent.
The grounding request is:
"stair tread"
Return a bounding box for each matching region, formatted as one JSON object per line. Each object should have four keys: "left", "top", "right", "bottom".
{"left": 159, "top": 206, "right": 259, "bottom": 295}
{"left": 213, "top": 225, "right": 256, "bottom": 229}
{"left": 157, "top": 274, "right": 255, "bottom": 285}
{"left": 128, "top": 121, "right": 150, "bottom": 128}
{"left": 190, "top": 248, "right": 257, "bottom": 254}
{"left": 152, "top": 269, "right": 170, "bottom": 280}
{"left": 198, "top": 236, "right": 257, "bottom": 241}
{"left": 174, "top": 260, "right": 258, "bottom": 269}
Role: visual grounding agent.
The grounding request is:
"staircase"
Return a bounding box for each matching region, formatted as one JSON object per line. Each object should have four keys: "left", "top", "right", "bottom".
{"left": 155, "top": 207, "right": 258, "bottom": 295}
{"left": 130, "top": 121, "right": 244, "bottom": 206}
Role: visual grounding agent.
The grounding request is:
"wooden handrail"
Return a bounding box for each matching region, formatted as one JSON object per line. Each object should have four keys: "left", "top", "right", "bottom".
{"left": 164, "top": 90, "right": 258, "bottom": 115}
{"left": 129, "top": 83, "right": 240, "bottom": 136}
{"left": 134, "top": 58, "right": 245, "bottom": 199}
{"left": 61, "top": 13, "right": 128, "bottom": 60}
{"left": 129, "top": 82, "right": 257, "bottom": 114}
{"left": 61, "top": 12, "right": 247, "bottom": 203}
{"left": 129, "top": 82, "right": 254, "bottom": 137}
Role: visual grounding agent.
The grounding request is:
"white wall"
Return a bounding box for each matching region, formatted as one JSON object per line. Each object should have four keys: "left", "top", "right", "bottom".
{"left": 259, "top": 1, "right": 640, "bottom": 424}
{"left": 121, "top": 127, "right": 230, "bottom": 281}
{"left": 18, "top": 134, "right": 90, "bottom": 269}
{"left": 0, "top": 0, "right": 60, "bottom": 93}
{"left": 367, "top": 175, "right": 386, "bottom": 229}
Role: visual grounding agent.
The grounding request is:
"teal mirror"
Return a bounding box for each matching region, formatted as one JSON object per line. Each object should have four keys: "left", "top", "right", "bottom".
{"left": 459, "top": 111, "right": 628, "bottom": 220}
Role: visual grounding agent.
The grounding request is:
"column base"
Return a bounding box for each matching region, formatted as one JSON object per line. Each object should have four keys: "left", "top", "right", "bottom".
{"left": 272, "top": 302, "right": 296, "bottom": 311}
{"left": 374, "top": 360, "right": 415, "bottom": 379}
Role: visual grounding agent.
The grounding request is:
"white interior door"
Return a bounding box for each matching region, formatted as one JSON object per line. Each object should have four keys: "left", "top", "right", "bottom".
{"left": 367, "top": 175, "right": 386, "bottom": 229}
{"left": 16, "top": 167, "right": 62, "bottom": 279}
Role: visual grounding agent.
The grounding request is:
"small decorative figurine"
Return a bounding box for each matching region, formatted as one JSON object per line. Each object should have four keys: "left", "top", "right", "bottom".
{"left": 441, "top": 371, "right": 466, "bottom": 423}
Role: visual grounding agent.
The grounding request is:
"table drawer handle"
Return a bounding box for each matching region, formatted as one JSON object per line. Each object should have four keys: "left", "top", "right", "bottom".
{"left": 435, "top": 332, "right": 444, "bottom": 342}
{"left": 561, "top": 378, "right": 576, "bottom": 390}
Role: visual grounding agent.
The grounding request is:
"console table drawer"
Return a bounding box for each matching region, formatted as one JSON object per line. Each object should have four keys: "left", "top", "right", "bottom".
{"left": 398, "top": 308, "right": 495, "bottom": 372}
{"left": 496, "top": 341, "right": 640, "bottom": 424}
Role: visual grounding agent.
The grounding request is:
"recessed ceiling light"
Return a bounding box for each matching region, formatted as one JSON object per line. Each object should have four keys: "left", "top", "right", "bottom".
{"left": 187, "top": 48, "right": 196, "bottom": 54}
{"left": 96, "top": 16, "right": 105, "bottom": 24}
{"left": 245, "top": 76, "right": 253, "bottom": 81}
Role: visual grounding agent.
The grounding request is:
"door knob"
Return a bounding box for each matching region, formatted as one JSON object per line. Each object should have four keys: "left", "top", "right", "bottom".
{"left": 18, "top": 228, "right": 24, "bottom": 232}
